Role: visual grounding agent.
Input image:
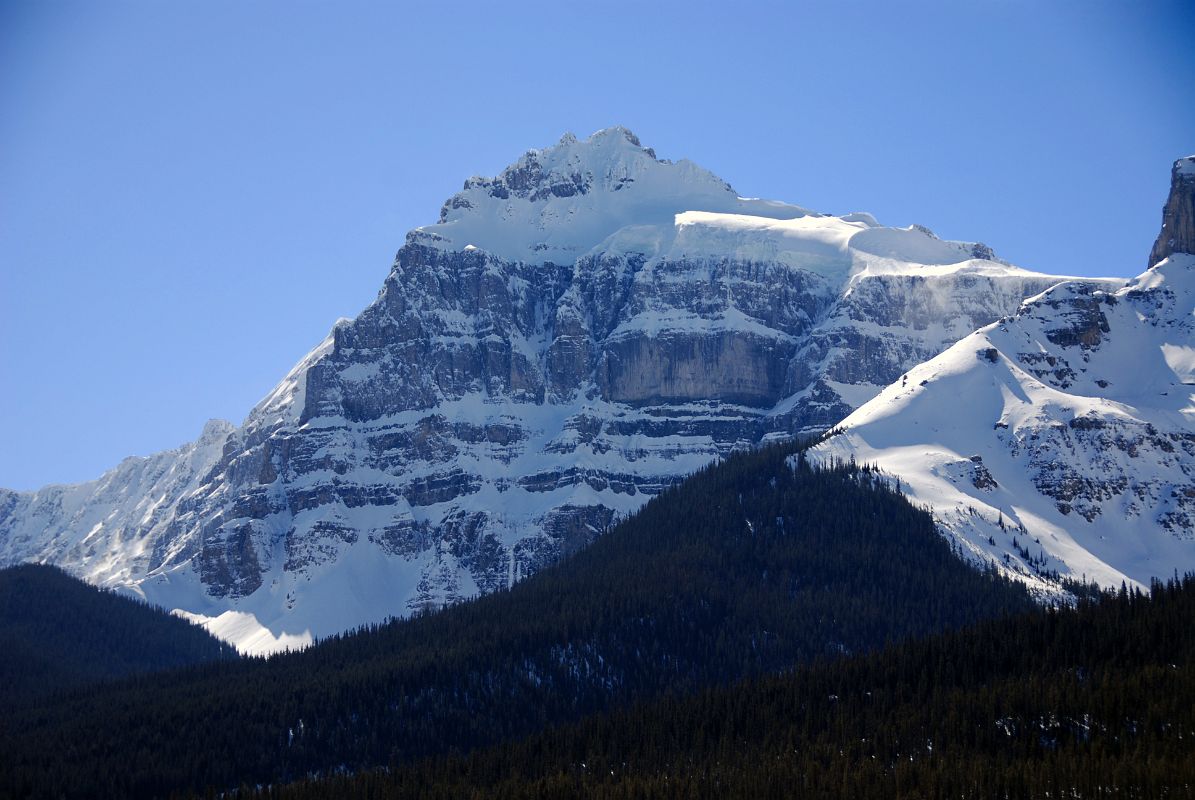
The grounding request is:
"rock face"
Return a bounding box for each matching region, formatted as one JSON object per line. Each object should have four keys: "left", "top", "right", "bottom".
{"left": 815, "top": 161, "right": 1195, "bottom": 594}
{"left": 0, "top": 128, "right": 1091, "bottom": 653}
{"left": 1148, "top": 156, "right": 1195, "bottom": 268}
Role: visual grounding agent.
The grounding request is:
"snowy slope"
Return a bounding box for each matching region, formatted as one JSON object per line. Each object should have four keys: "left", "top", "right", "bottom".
{"left": 814, "top": 155, "right": 1195, "bottom": 595}
{"left": 0, "top": 420, "right": 233, "bottom": 588}
{"left": 1, "top": 128, "right": 1095, "bottom": 654}
{"left": 814, "top": 251, "right": 1195, "bottom": 593}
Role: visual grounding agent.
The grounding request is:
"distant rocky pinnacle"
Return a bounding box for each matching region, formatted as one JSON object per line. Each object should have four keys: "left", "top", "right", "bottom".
{"left": 0, "top": 128, "right": 1133, "bottom": 653}
{"left": 1148, "top": 155, "right": 1195, "bottom": 268}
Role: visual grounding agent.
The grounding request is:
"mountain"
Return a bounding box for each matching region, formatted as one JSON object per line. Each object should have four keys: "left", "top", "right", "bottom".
{"left": 0, "top": 128, "right": 1098, "bottom": 654}
{"left": 0, "top": 563, "right": 236, "bottom": 708}
{"left": 815, "top": 156, "right": 1195, "bottom": 594}
{"left": 0, "top": 442, "right": 1036, "bottom": 798}
{"left": 251, "top": 577, "right": 1195, "bottom": 800}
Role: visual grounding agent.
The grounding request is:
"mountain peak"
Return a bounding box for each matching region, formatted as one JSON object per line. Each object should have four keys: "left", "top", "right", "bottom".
{"left": 1147, "top": 155, "right": 1195, "bottom": 268}
{"left": 199, "top": 418, "right": 235, "bottom": 443}
{"left": 413, "top": 127, "right": 742, "bottom": 264}
{"left": 580, "top": 125, "right": 644, "bottom": 148}
{"left": 459, "top": 125, "right": 683, "bottom": 204}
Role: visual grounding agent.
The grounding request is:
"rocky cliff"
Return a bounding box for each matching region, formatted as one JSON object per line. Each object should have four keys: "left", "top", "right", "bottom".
{"left": 1149, "top": 156, "right": 1195, "bottom": 268}
{"left": 0, "top": 128, "right": 1093, "bottom": 653}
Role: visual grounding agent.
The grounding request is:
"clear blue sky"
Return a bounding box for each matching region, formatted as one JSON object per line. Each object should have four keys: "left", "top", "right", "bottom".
{"left": 2, "top": 0, "right": 1192, "bottom": 490}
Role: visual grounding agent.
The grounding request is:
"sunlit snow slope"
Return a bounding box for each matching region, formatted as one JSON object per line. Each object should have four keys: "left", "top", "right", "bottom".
{"left": 815, "top": 157, "right": 1195, "bottom": 595}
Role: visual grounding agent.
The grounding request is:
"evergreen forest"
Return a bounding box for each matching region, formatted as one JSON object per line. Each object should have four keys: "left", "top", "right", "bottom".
{"left": 256, "top": 575, "right": 1195, "bottom": 800}
{"left": 0, "top": 442, "right": 1040, "bottom": 797}
{"left": 0, "top": 562, "right": 236, "bottom": 711}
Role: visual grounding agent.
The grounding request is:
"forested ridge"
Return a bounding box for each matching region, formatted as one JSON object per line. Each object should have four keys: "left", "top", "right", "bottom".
{"left": 257, "top": 576, "right": 1195, "bottom": 800}
{"left": 0, "top": 441, "right": 1037, "bottom": 798}
{"left": 0, "top": 563, "right": 236, "bottom": 710}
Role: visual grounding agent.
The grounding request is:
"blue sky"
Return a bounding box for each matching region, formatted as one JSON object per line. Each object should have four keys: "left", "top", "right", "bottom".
{"left": 2, "top": 0, "right": 1193, "bottom": 490}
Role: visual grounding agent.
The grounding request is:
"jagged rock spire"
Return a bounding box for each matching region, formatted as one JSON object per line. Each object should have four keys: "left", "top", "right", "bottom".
{"left": 1148, "top": 156, "right": 1195, "bottom": 268}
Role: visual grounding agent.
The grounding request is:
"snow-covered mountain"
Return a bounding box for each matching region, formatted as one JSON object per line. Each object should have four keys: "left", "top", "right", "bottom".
{"left": 815, "top": 156, "right": 1195, "bottom": 595}
{"left": 0, "top": 128, "right": 1098, "bottom": 653}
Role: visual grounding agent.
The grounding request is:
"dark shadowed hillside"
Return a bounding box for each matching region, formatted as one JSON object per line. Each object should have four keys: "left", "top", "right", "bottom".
{"left": 0, "top": 563, "right": 236, "bottom": 709}
{"left": 253, "top": 576, "right": 1195, "bottom": 800}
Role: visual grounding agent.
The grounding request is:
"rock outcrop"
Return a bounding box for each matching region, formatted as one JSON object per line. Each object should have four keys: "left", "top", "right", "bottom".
{"left": 1149, "top": 156, "right": 1195, "bottom": 268}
